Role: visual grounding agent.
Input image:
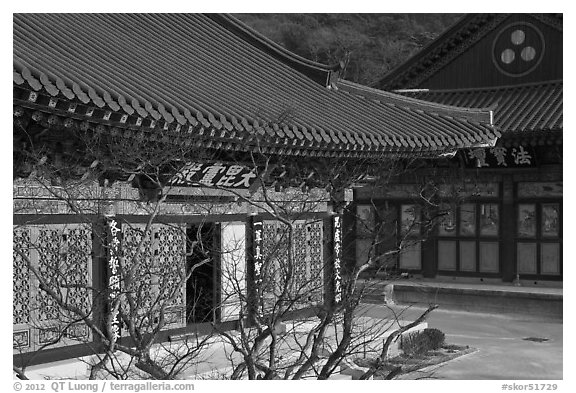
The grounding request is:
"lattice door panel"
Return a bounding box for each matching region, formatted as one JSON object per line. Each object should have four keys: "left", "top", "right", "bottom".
{"left": 121, "top": 224, "right": 155, "bottom": 335}
{"left": 260, "top": 219, "right": 324, "bottom": 309}
{"left": 120, "top": 223, "right": 186, "bottom": 331}
{"left": 13, "top": 227, "right": 32, "bottom": 351}
{"left": 293, "top": 222, "right": 308, "bottom": 296}
{"left": 306, "top": 220, "right": 324, "bottom": 303}
{"left": 260, "top": 221, "right": 289, "bottom": 311}
{"left": 13, "top": 224, "right": 93, "bottom": 353}
{"left": 153, "top": 224, "right": 186, "bottom": 328}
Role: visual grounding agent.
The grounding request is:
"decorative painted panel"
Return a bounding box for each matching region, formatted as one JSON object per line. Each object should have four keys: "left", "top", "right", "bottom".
{"left": 355, "top": 184, "right": 420, "bottom": 200}
{"left": 517, "top": 182, "right": 562, "bottom": 198}
{"left": 480, "top": 204, "right": 499, "bottom": 236}
{"left": 438, "top": 183, "right": 499, "bottom": 198}
{"left": 438, "top": 205, "right": 456, "bottom": 236}
{"left": 541, "top": 204, "right": 560, "bottom": 238}
{"left": 37, "top": 323, "right": 90, "bottom": 346}
{"left": 13, "top": 330, "right": 30, "bottom": 350}
{"left": 460, "top": 204, "right": 477, "bottom": 236}
{"left": 518, "top": 204, "right": 537, "bottom": 238}
{"left": 400, "top": 205, "right": 421, "bottom": 236}
{"left": 356, "top": 205, "right": 375, "bottom": 237}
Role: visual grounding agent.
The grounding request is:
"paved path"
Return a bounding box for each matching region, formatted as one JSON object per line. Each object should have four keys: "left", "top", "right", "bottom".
{"left": 357, "top": 303, "right": 563, "bottom": 380}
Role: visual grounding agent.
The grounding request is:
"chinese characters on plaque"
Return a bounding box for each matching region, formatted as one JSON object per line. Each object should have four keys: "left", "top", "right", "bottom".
{"left": 170, "top": 162, "right": 257, "bottom": 188}
{"left": 465, "top": 145, "right": 534, "bottom": 168}
{"left": 106, "top": 217, "right": 122, "bottom": 342}
{"left": 333, "top": 216, "right": 343, "bottom": 304}
{"left": 253, "top": 220, "right": 263, "bottom": 288}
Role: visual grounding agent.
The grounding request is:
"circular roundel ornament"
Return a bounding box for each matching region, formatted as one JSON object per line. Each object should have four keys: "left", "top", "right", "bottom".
{"left": 492, "top": 22, "right": 545, "bottom": 77}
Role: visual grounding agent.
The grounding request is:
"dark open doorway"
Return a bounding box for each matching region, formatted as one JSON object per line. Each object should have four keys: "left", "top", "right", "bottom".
{"left": 186, "top": 223, "right": 220, "bottom": 324}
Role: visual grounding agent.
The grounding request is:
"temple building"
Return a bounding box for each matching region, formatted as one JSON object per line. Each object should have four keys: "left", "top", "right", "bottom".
{"left": 13, "top": 13, "right": 498, "bottom": 366}
{"left": 350, "top": 13, "right": 562, "bottom": 284}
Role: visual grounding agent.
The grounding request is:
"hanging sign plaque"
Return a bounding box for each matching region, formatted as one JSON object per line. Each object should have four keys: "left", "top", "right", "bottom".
{"left": 169, "top": 162, "right": 257, "bottom": 188}
{"left": 105, "top": 217, "right": 122, "bottom": 342}
{"left": 333, "top": 215, "right": 343, "bottom": 305}
{"left": 462, "top": 145, "right": 536, "bottom": 168}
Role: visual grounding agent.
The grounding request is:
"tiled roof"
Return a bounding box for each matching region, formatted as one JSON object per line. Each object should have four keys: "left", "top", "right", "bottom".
{"left": 396, "top": 81, "right": 563, "bottom": 134}
{"left": 13, "top": 13, "right": 498, "bottom": 158}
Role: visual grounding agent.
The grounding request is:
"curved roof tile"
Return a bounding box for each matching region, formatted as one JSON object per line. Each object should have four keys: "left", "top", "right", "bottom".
{"left": 397, "top": 81, "right": 562, "bottom": 134}
{"left": 13, "top": 13, "right": 497, "bottom": 157}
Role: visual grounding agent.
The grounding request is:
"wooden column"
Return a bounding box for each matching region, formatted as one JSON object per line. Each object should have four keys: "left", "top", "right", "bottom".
{"left": 90, "top": 219, "right": 109, "bottom": 347}
{"left": 421, "top": 225, "right": 437, "bottom": 278}
{"left": 245, "top": 216, "right": 261, "bottom": 325}
{"left": 322, "top": 214, "right": 336, "bottom": 307}
{"left": 342, "top": 201, "right": 356, "bottom": 276}
{"left": 324, "top": 188, "right": 351, "bottom": 307}
{"left": 501, "top": 175, "right": 515, "bottom": 282}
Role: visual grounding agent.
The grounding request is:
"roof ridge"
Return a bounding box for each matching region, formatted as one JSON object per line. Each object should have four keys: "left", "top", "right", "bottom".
{"left": 339, "top": 80, "right": 494, "bottom": 119}
{"left": 208, "top": 14, "right": 342, "bottom": 87}
{"left": 394, "top": 80, "right": 563, "bottom": 94}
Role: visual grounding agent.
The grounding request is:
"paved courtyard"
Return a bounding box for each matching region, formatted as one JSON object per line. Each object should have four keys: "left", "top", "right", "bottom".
{"left": 358, "top": 303, "right": 563, "bottom": 380}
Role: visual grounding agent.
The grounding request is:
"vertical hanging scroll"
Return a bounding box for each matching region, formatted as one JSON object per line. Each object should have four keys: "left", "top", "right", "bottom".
{"left": 252, "top": 220, "right": 264, "bottom": 316}
{"left": 105, "top": 217, "right": 122, "bottom": 342}
{"left": 333, "top": 215, "right": 343, "bottom": 305}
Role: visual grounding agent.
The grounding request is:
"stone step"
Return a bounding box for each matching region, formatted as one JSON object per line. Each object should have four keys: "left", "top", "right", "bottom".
{"left": 361, "top": 280, "right": 562, "bottom": 319}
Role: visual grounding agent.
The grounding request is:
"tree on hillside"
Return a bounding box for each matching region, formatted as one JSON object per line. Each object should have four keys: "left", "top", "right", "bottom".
{"left": 235, "top": 13, "right": 462, "bottom": 85}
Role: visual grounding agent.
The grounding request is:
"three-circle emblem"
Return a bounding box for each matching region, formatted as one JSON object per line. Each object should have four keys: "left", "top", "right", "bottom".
{"left": 492, "top": 22, "right": 545, "bottom": 77}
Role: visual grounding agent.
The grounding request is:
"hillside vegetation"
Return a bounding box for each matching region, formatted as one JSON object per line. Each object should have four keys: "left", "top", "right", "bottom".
{"left": 235, "top": 14, "right": 461, "bottom": 86}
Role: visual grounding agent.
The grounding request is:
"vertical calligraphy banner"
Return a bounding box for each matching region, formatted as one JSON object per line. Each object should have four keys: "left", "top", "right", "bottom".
{"left": 251, "top": 219, "right": 264, "bottom": 319}
{"left": 333, "top": 215, "right": 343, "bottom": 305}
{"left": 105, "top": 217, "right": 122, "bottom": 342}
